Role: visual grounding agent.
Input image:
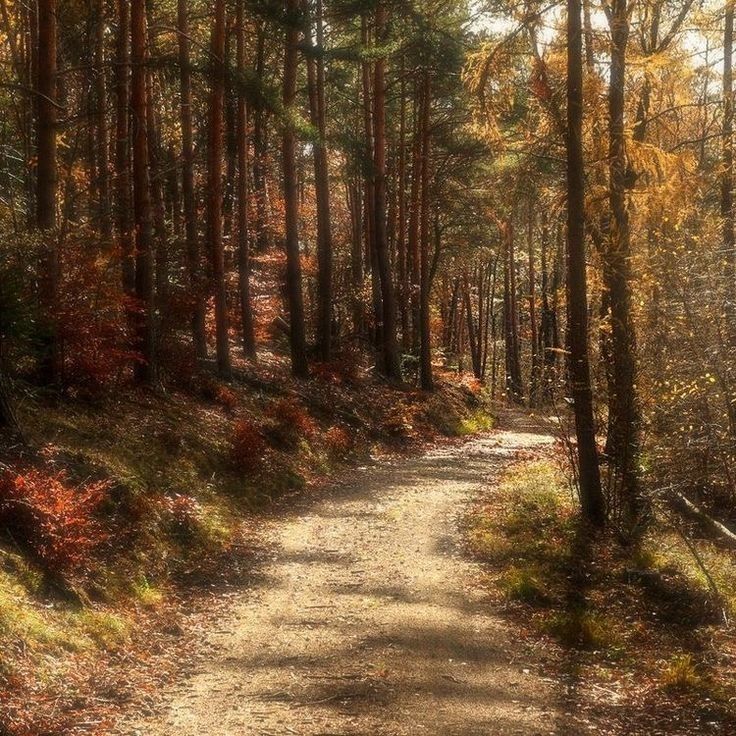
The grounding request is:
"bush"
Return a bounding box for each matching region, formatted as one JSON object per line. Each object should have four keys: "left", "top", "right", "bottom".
{"left": 230, "top": 418, "right": 267, "bottom": 472}
{"left": 0, "top": 468, "right": 109, "bottom": 575}
{"left": 264, "top": 398, "right": 316, "bottom": 449}
{"left": 324, "top": 425, "right": 353, "bottom": 457}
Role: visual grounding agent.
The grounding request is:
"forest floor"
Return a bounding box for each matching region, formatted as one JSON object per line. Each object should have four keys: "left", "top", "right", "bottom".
{"left": 116, "top": 412, "right": 560, "bottom": 736}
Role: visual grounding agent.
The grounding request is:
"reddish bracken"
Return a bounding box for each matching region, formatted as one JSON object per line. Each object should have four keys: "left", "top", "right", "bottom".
{"left": 230, "top": 418, "right": 268, "bottom": 472}
{"left": 324, "top": 426, "right": 353, "bottom": 456}
{"left": 0, "top": 468, "right": 109, "bottom": 574}
{"left": 215, "top": 385, "right": 239, "bottom": 413}
{"left": 265, "top": 398, "right": 317, "bottom": 448}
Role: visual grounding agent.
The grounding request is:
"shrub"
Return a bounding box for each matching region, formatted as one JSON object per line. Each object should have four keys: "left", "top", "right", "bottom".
{"left": 0, "top": 468, "right": 109, "bottom": 575}
{"left": 230, "top": 418, "right": 267, "bottom": 472}
{"left": 324, "top": 425, "right": 353, "bottom": 457}
{"left": 265, "top": 398, "right": 316, "bottom": 449}
{"left": 662, "top": 654, "right": 704, "bottom": 692}
{"left": 214, "top": 385, "right": 238, "bottom": 413}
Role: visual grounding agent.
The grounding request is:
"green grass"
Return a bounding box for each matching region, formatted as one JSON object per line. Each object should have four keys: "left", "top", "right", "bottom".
{"left": 661, "top": 654, "right": 705, "bottom": 692}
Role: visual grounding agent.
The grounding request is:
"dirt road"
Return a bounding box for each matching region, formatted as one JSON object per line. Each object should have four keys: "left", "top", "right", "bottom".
{"left": 122, "top": 417, "right": 560, "bottom": 736}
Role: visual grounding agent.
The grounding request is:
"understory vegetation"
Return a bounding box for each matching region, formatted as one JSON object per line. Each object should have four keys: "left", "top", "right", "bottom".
{"left": 468, "top": 456, "right": 736, "bottom": 735}
{"left": 0, "top": 362, "right": 490, "bottom": 735}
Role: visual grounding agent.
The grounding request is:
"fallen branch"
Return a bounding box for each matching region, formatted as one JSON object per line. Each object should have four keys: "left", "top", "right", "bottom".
{"left": 669, "top": 490, "right": 736, "bottom": 551}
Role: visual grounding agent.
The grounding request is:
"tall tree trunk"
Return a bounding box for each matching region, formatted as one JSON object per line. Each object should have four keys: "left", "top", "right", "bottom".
{"left": 282, "top": 0, "right": 309, "bottom": 377}
{"left": 36, "top": 0, "right": 59, "bottom": 384}
{"left": 723, "top": 1, "right": 736, "bottom": 428}
{"left": 501, "top": 220, "right": 523, "bottom": 402}
{"left": 463, "top": 271, "right": 481, "bottom": 379}
{"left": 567, "top": 0, "right": 605, "bottom": 525}
{"left": 348, "top": 177, "right": 364, "bottom": 336}
{"left": 418, "top": 69, "right": 433, "bottom": 390}
{"left": 95, "top": 0, "right": 110, "bottom": 237}
{"left": 253, "top": 21, "right": 269, "bottom": 252}
{"left": 177, "top": 0, "right": 208, "bottom": 360}
{"left": 408, "top": 81, "right": 421, "bottom": 354}
{"left": 397, "top": 55, "right": 410, "bottom": 351}
{"left": 540, "top": 211, "right": 557, "bottom": 402}
{"left": 305, "top": 0, "right": 333, "bottom": 361}
{"left": 372, "top": 2, "right": 401, "bottom": 380}
{"left": 115, "top": 0, "right": 134, "bottom": 299}
{"left": 236, "top": 0, "right": 256, "bottom": 361}
{"left": 207, "top": 0, "right": 231, "bottom": 379}
{"left": 606, "top": 0, "right": 642, "bottom": 521}
{"left": 528, "top": 205, "right": 540, "bottom": 406}
{"left": 361, "top": 15, "right": 381, "bottom": 357}
{"left": 131, "top": 0, "right": 155, "bottom": 383}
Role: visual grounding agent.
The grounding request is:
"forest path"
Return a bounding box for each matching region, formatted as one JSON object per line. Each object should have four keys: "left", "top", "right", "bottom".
{"left": 122, "top": 413, "right": 561, "bottom": 736}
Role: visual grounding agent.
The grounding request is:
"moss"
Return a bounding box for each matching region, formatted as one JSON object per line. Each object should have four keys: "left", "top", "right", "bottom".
{"left": 77, "top": 610, "right": 131, "bottom": 651}
{"left": 499, "top": 565, "right": 549, "bottom": 604}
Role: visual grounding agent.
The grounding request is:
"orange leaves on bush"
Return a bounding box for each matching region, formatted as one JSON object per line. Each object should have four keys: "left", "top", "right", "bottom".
{"left": 0, "top": 468, "right": 109, "bottom": 574}
{"left": 230, "top": 418, "right": 267, "bottom": 472}
{"left": 325, "top": 425, "right": 352, "bottom": 457}
{"left": 215, "top": 385, "right": 239, "bottom": 413}
{"left": 264, "top": 398, "right": 316, "bottom": 449}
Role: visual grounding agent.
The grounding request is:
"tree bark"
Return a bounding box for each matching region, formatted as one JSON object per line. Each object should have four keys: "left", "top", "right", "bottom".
{"left": 372, "top": 2, "right": 401, "bottom": 380}
{"left": 282, "top": 0, "right": 309, "bottom": 377}
{"left": 115, "top": 0, "right": 134, "bottom": 299}
{"left": 567, "top": 0, "right": 605, "bottom": 525}
{"left": 418, "top": 69, "right": 433, "bottom": 390}
{"left": 131, "top": 0, "right": 155, "bottom": 383}
{"left": 237, "top": 0, "right": 256, "bottom": 361}
{"left": 177, "top": 0, "right": 208, "bottom": 361}
{"left": 207, "top": 0, "right": 231, "bottom": 379}
{"left": 606, "top": 0, "right": 642, "bottom": 521}
{"left": 36, "top": 0, "right": 60, "bottom": 384}
{"left": 305, "top": 0, "right": 333, "bottom": 361}
{"left": 95, "top": 0, "right": 110, "bottom": 237}
{"left": 501, "top": 220, "right": 523, "bottom": 402}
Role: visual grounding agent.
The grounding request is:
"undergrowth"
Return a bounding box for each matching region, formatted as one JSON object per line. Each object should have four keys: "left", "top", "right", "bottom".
{"left": 0, "top": 366, "right": 492, "bottom": 728}
{"left": 468, "top": 458, "right": 736, "bottom": 733}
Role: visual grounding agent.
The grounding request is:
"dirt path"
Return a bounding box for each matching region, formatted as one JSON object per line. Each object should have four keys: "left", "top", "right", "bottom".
{"left": 122, "top": 416, "right": 560, "bottom": 736}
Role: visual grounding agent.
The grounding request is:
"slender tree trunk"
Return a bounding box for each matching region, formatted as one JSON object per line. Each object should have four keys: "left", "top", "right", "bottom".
{"left": 724, "top": 3, "right": 736, "bottom": 365}
{"left": 372, "top": 5, "right": 400, "bottom": 380}
{"left": 567, "top": 0, "right": 605, "bottom": 525}
{"left": 236, "top": 0, "right": 256, "bottom": 360}
{"left": 463, "top": 271, "right": 481, "bottom": 379}
{"left": 528, "top": 205, "right": 540, "bottom": 406}
{"left": 540, "top": 211, "right": 557, "bottom": 402}
{"left": 37, "top": 0, "right": 59, "bottom": 384}
{"left": 282, "top": 0, "right": 309, "bottom": 377}
{"left": 372, "top": 3, "right": 401, "bottom": 380}
{"left": 95, "top": 0, "right": 110, "bottom": 237}
{"left": 408, "top": 81, "right": 421, "bottom": 354}
{"left": 131, "top": 0, "right": 155, "bottom": 383}
{"left": 177, "top": 0, "right": 207, "bottom": 360}
{"left": 207, "top": 0, "right": 231, "bottom": 379}
{"left": 253, "top": 21, "right": 269, "bottom": 252}
{"left": 418, "top": 69, "right": 433, "bottom": 390}
{"left": 397, "top": 55, "right": 410, "bottom": 351}
{"left": 501, "top": 220, "right": 523, "bottom": 401}
{"left": 606, "top": 0, "right": 642, "bottom": 521}
{"left": 115, "top": 0, "right": 134, "bottom": 299}
{"left": 305, "top": 0, "right": 333, "bottom": 361}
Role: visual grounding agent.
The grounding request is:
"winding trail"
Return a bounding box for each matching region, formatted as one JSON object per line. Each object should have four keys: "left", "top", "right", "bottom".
{"left": 123, "top": 415, "right": 560, "bottom": 736}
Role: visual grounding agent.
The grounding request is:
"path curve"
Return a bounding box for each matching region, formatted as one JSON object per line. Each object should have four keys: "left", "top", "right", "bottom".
{"left": 123, "top": 415, "right": 559, "bottom": 736}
